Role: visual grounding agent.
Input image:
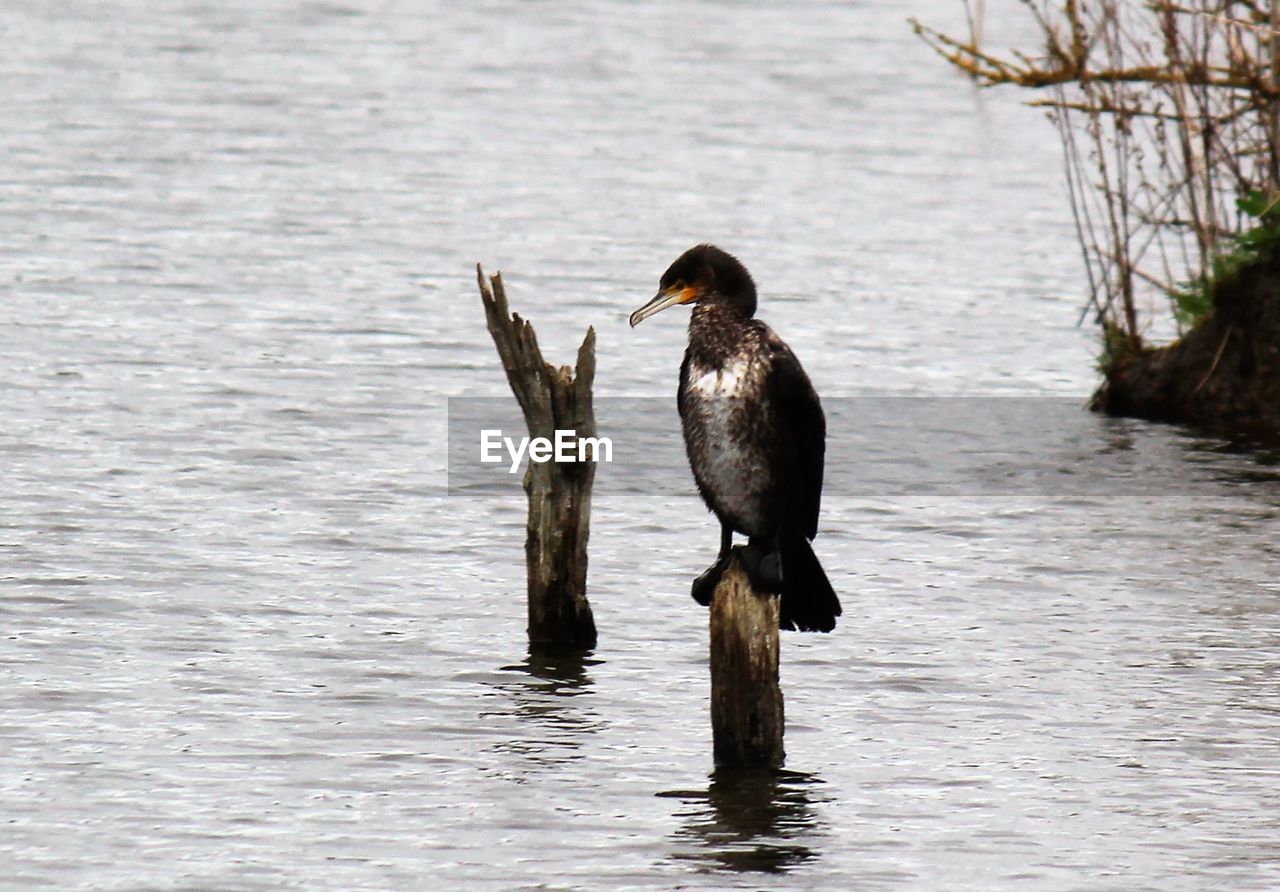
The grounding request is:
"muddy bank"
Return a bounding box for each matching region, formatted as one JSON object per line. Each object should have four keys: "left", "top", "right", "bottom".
{"left": 1092, "top": 261, "right": 1280, "bottom": 435}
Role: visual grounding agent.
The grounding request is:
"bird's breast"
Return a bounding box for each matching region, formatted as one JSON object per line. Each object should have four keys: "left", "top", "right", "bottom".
{"left": 681, "top": 354, "right": 774, "bottom": 535}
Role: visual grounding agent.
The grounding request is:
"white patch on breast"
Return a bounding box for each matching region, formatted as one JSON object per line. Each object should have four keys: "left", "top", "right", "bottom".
{"left": 684, "top": 356, "right": 769, "bottom": 534}
{"left": 689, "top": 357, "right": 752, "bottom": 397}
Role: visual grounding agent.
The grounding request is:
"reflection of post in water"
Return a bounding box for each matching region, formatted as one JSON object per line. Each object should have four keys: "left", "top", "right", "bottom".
{"left": 485, "top": 646, "right": 605, "bottom": 768}
{"left": 663, "top": 768, "right": 826, "bottom": 874}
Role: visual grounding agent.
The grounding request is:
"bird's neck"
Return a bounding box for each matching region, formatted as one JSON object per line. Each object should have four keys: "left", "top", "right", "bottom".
{"left": 688, "top": 298, "right": 755, "bottom": 368}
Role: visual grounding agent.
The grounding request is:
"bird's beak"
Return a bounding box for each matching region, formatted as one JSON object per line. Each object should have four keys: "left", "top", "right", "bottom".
{"left": 629, "top": 285, "right": 695, "bottom": 327}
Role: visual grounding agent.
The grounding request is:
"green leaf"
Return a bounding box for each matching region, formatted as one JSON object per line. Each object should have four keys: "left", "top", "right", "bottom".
{"left": 1172, "top": 279, "right": 1213, "bottom": 329}
{"left": 1237, "top": 190, "right": 1267, "bottom": 218}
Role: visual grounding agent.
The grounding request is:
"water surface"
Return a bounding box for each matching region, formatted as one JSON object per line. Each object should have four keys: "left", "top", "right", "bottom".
{"left": 4, "top": 1, "right": 1279, "bottom": 889}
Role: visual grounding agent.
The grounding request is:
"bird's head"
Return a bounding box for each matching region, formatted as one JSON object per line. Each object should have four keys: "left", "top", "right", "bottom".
{"left": 629, "top": 244, "right": 757, "bottom": 327}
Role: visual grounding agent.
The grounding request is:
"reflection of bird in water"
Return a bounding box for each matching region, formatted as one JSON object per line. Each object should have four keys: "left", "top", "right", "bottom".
{"left": 663, "top": 768, "right": 826, "bottom": 874}
{"left": 630, "top": 245, "right": 841, "bottom": 631}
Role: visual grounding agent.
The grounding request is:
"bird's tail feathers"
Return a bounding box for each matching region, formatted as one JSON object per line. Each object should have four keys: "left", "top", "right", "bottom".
{"left": 779, "top": 536, "right": 841, "bottom": 633}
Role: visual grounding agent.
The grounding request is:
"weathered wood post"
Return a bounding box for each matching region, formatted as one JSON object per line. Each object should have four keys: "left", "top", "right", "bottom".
{"left": 477, "top": 264, "right": 598, "bottom": 650}
{"left": 709, "top": 555, "right": 784, "bottom": 769}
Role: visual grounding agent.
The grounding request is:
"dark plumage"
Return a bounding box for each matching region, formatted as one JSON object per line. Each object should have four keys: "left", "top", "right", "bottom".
{"left": 630, "top": 245, "right": 841, "bottom": 632}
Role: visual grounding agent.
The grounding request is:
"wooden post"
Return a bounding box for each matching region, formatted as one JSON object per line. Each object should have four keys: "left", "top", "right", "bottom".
{"left": 477, "top": 264, "right": 598, "bottom": 650}
{"left": 709, "top": 554, "right": 784, "bottom": 769}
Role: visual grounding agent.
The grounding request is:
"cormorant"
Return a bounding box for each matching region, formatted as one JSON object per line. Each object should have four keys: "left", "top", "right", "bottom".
{"left": 629, "top": 244, "right": 841, "bottom": 632}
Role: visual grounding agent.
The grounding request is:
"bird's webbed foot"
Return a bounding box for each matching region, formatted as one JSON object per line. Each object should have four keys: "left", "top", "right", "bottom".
{"left": 691, "top": 551, "right": 733, "bottom": 606}
{"left": 692, "top": 523, "right": 736, "bottom": 607}
{"left": 739, "top": 541, "right": 783, "bottom": 594}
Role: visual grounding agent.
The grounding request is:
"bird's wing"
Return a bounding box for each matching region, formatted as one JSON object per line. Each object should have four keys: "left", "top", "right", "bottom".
{"left": 762, "top": 326, "right": 825, "bottom": 540}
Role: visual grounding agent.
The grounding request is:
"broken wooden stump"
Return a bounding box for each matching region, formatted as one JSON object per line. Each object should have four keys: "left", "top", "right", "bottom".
{"left": 477, "top": 264, "right": 598, "bottom": 650}
{"left": 709, "top": 554, "right": 784, "bottom": 769}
